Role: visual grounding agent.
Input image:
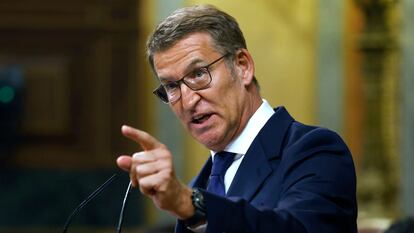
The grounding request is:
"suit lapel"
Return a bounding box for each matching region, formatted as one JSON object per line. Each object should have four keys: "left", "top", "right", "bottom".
{"left": 190, "top": 156, "right": 212, "bottom": 189}
{"left": 226, "top": 107, "right": 294, "bottom": 201}
{"left": 226, "top": 139, "right": 272, "bottom": 201}
{"left": 189, "top": 107, "right": 294, "bottom": 202}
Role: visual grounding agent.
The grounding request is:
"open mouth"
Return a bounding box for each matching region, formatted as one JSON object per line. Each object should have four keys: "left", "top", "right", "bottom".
{"left": 192, "top": 114, "right": 212, "bottom": 124}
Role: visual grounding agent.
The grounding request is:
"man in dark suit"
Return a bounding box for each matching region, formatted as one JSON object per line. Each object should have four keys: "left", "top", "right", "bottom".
{"left": 117, "top": 4, "right": 357, "bottom": 233}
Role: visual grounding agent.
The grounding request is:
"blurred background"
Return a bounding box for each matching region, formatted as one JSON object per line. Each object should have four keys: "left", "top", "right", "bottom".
{"left": 0, "top": 0, "right": 413, "bottom": 232}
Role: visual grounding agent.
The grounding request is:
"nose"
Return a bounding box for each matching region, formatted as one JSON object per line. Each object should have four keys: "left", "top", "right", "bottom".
{"left": 179, "top": 82, "right": 200, "bottom": 109}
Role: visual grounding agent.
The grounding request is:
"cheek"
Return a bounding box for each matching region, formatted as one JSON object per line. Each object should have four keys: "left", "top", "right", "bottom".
{"left": 216, "top": 99, "right": 239, "bottom": 130}
{"left": 170, "top": 105, "right": 184, "bottom": 121}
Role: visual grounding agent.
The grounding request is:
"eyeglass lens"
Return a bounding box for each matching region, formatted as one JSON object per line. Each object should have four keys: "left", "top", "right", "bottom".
{"left": 153, "top": 53, "right": 228, "bottom": 103}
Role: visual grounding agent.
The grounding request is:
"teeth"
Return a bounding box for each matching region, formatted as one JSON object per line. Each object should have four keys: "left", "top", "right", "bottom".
{"left": 193, "top": 114, "right": 209, "bottom": 123}
{"left": 194, "top": 115, "right": 204, "bottom": 120}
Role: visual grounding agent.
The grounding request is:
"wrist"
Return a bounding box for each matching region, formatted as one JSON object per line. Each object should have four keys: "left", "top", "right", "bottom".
{"left": 184, "top": 188, "right": 206, "bottom": 228}
{"left": 175, "top": 185, "right": 195, "bottom": 219}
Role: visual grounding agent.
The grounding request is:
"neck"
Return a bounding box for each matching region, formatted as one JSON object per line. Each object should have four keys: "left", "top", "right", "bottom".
{"left": 226, "top": 88, "right": 262, "bottom": 149}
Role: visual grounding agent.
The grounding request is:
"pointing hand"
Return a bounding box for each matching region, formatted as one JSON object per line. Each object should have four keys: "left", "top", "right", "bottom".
{"left": 116, "top": 125, "right": 194, "bottom": 219}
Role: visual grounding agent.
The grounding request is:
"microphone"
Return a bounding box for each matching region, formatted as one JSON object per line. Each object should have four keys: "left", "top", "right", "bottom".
{"left": 116, "top": 181, "right": 133, "bottom": 233}
{"left": 62, "top": 174, "right": 118, "bottom": 233}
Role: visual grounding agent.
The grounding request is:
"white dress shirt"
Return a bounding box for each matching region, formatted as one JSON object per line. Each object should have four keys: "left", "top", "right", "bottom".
{"left": 211, "top": 99, "right": 275, "bottom": 193}
{"left": 190, "top": 99, "right": 274, "bottom": 233}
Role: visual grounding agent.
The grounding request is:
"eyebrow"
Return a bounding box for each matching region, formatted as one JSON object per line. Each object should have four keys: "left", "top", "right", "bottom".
{"left": 158, "top": 58, "right": 207, "bottom": 83}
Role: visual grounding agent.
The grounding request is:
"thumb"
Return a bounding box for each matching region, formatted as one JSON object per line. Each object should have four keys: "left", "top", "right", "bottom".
{"left": 116, "top": 155, "right": 132, "bottom": 172}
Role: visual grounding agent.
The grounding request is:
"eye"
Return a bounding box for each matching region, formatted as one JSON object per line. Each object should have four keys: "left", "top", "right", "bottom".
{"left": 191, "top": 68, "right": 208, "bottom": 79}
{"left": 164, "top": 82, "right": 179, "bottom": 90}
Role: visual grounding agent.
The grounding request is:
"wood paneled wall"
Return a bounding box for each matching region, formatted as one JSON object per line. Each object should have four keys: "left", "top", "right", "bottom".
{"left": 0, "top": 0, "right": 146, "bottom": 169}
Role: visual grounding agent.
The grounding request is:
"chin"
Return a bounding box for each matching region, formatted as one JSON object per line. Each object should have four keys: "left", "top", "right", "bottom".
{"left": 193, "top": 133, "right": 222, "bottom": 151}
{"left": 201, "top": 136, "right": 228, "bottom": 151}
{"left": 190, "top": 124, "right": 228, "bottom": 150}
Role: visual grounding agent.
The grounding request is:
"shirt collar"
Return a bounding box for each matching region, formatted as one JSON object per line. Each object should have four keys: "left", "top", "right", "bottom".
{"left": 211, "top": 99, "right": 274, "bottom": 158}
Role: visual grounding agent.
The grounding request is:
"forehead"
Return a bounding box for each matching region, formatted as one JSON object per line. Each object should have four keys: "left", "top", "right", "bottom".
{"left": 153, "top": 32, "right": 219, "bottom": 78}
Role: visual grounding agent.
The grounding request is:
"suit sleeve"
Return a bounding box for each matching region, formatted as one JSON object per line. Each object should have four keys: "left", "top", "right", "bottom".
{"left": 184, "top": 127, "right": 357, "bottom": 233}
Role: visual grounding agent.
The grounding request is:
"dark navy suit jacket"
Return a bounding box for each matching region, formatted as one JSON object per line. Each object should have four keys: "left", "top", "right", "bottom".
{"left": 175, "top": 107, "right": 357, "bottom": 233}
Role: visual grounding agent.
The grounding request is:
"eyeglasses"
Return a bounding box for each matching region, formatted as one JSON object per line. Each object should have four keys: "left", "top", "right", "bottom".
{"left": 153, "top": 53, "right": 229, "bottom": 103}
{"left": 62, "top": 174, "right": 132, "bottom": 233}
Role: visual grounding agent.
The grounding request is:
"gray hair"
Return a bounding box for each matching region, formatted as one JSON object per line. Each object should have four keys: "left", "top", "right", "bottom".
{"left": 146, "top": 4, "right": 246, "bottom": 71}
{"left": 146, "top": 4, "right": 259, "bottom": 88}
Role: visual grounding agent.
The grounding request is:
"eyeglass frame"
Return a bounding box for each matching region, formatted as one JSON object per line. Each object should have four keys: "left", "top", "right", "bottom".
{"left": 152, "top": 53, "right": 230, "bottom": 104}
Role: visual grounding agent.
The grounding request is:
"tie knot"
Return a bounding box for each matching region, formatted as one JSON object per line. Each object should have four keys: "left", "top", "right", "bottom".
{"left": 211, "top": 151, "right": 236, "bottom": 177}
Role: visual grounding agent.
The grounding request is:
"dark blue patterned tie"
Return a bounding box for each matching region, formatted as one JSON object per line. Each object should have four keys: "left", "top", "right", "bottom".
{"left": 207, "top": 151, "right": 236, "bottom": 196}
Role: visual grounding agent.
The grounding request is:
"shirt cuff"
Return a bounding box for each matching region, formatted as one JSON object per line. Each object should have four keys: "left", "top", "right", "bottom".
{"left": 187, "top": 222, "right": 207, "bottom": 233}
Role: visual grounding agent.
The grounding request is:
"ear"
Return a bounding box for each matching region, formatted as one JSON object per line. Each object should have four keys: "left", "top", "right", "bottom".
{"left": 234, "top": 48, "right": 255, "bottom": 86}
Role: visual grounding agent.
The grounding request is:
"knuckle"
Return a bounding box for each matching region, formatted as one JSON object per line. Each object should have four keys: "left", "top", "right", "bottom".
{"left": 160, "top": 170, "right": 173, "bottom": 181}
{"left": 135, "top": 166, "right": 144, "bottom": 175}
{"left": 132, "top": 152, "right": 143, "bottom": 159}
{"left": 157, "top": 150, "right": 172, "bottom": 160}
{"left": 136, "top": 166, "right": 148, "bottom": 176}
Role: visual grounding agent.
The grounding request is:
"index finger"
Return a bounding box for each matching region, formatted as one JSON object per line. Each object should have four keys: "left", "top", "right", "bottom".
{"left": 121, "top": 125, "right": 163, "bottom": 150}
